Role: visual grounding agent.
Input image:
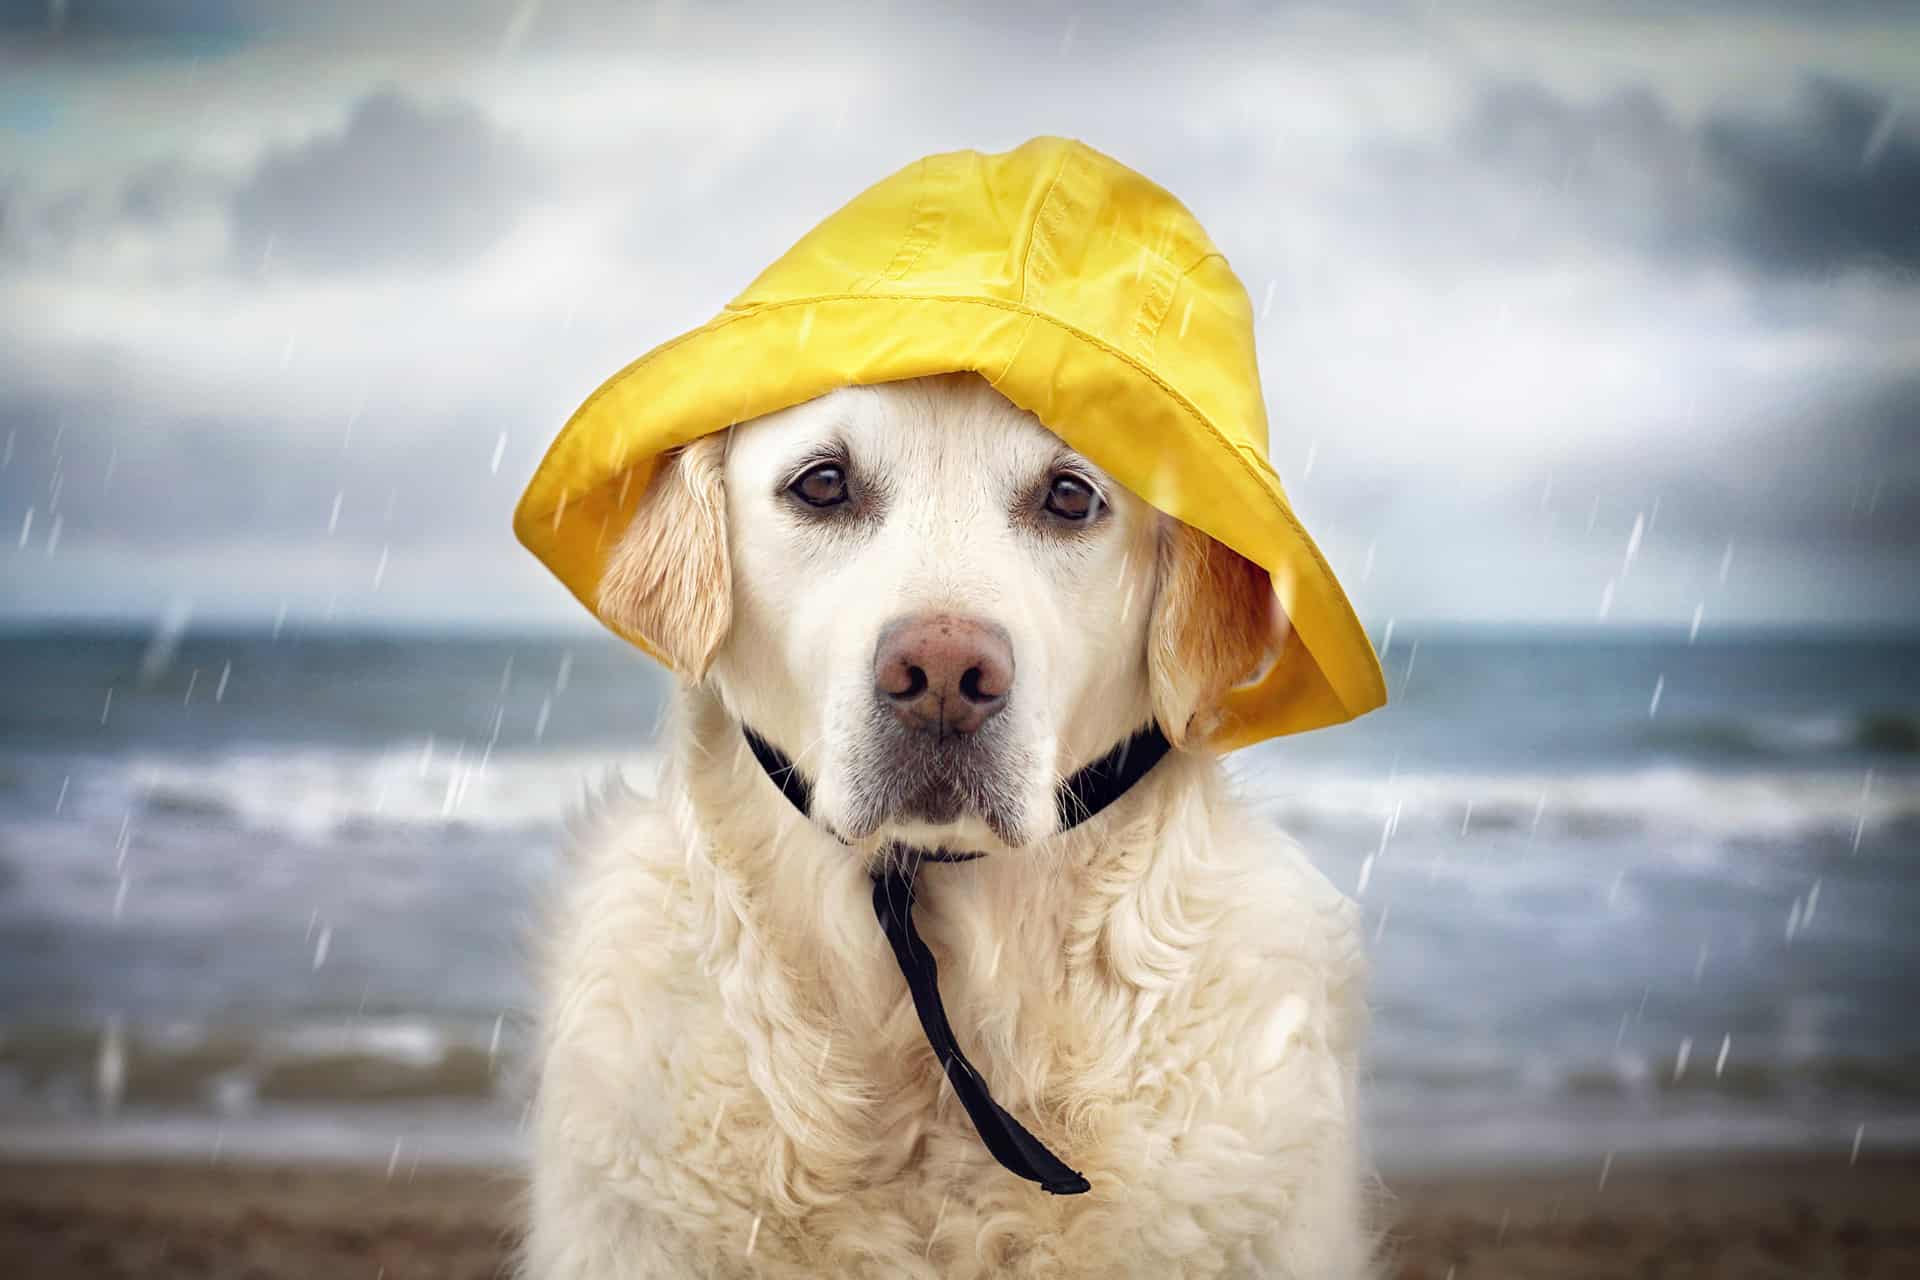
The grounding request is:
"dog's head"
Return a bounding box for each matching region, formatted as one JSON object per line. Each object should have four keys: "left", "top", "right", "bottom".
{"left": 600, "top": 374, "right": 1278, "bottom": 855}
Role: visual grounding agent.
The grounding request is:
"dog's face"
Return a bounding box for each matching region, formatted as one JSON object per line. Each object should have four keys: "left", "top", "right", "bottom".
{"left": 599, "top": 374, "right": 1276, "bottom": 858}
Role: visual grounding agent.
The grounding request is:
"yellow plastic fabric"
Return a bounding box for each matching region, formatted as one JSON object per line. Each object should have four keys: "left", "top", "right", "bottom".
{"left": 515, "top": 136, "right": 1386, "bottom": 748}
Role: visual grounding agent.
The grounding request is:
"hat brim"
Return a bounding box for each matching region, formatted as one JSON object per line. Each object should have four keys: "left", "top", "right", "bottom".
{"left": 515, "top": 293, "right": 1386, "bottom": 749}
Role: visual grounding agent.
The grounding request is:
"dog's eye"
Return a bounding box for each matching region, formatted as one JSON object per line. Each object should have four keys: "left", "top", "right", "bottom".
{"left": 1043, "top": 474, "right": 1101, "bottom": 523}
{"left": 790, "top": 463, "right": 849, "bottom": 508}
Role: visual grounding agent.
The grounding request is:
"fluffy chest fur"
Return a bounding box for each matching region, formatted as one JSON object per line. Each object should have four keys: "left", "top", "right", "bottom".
{"left": 524, "top": 693, "right": 1375, "bottom": 1279}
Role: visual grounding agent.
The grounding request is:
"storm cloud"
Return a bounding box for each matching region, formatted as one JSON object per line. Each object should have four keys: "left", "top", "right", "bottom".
{"left": 1705, "top": 77, "right": 1918, "bottom": 277}
{"left": 1360, "top": 72, "right": 1916, "bottom": 279}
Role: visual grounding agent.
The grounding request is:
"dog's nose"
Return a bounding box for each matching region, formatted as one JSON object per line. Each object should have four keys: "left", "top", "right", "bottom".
{"left": 873, "top": 613, "right": 1014, "bottom": 737}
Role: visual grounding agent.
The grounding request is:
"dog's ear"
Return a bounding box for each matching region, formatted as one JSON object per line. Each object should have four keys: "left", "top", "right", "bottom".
{"left": 1148, "top": 519, "right": 1278, "bottom": 748}
{"left": 597, "top": 434, "right": 731, "bottom": 681}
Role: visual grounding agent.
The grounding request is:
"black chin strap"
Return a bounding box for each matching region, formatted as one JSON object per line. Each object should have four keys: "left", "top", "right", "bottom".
{"left": 739, "top": 722, "right": 1171, "bottom": 1196}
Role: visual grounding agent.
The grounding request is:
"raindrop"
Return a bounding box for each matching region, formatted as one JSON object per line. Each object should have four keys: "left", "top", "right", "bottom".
{"left": 16, "top": 505, "right": 32, "bottom": 549}
{"left": 1673, "top": 1036, "right": 1692, "bottom": 1083}
{"left": 1648, "top": 674, "right": 1664, "bottom": 719}
{"left": 1459, "top": 800, "right": 1474, "bottom": 837}
{"left": 1261, "top": 279, "right": 1276, "bottom": 320}
{"left": 1688, "top": 603, "right": 1704, "bottom": 644}
{"left": 215, "top": 660, "right": 231, "bottom": 703}
{"left": 100, "top": 687, "right": 113, "bottom": 725}
{"left": 1379, "top": 617, "right": 1396, "bottom": 660}
{"left": 138, "top": 599, "right": 191, "bottom": 689}
{"left": 96, "top": 1016, "right": 125, "bottom": 1112}
{"left": 1597, "top": 1151, "right": 1613, "bottom": 1192}
{"left": 45, "top": 513, "right": 62, "bottom": 556}
{"left": 491, "top": 432, "right": 508, "bottom": 474}
{"left": 313, "top": 925, "right": 333, "bottom": 970}
{"left": 112, "top": 874, "right": 130, "bottom": 920}
{"left": 1852, "top": 769, "right": 1874, "bottom": 853}
{"left": 54, "top": 775, "right": 69, "bottom": 814}
{"left": 328, "top": 490, "right": 343, "bottom": 535}
{"left": 1717, "top": 541, "right": 1734, "bottom": 584}
{"left": 489, "top": 1014, "right": 504, "bottom": 1067}
{"left": 1622, "top": 511, "right": 1644, "bottom": 576}
{"left": 1861, "top": 98, "right": 1902, "bottom": 169}
{"left": 1852, "top": 1122, "right": 1866, "bottom": 1164}
{"left": 1356, "top": 853, "right": 1375, "bottom": 896}
{"left": 1715, "top": 1034, "right": 1731, "bottom": 1078}
{"left": 1597, "top": 578, "right": 1615, "bottom": 620}
{"left": 534, "top": 696, "right": 552, "bottom": 742}
{"left": 183, "top": 668, "right": 199, "bottom": 706}
{"left": 344, "top": 392, "right": 365, "bottom": 448}
{"left": 1373, "top": 903, "right": 1391, "bottom": 942}
{"left": 372, "top": 545, "right": 389, "bottom": 590}
{"left": 1805, "top": 878, "right": 1821, "bottom": 929}
{"left": 556, "top": 650, "right": 573, "bottom": 693}
{"left": 387, "top": 1138, "right": 404, "bottom": 1180}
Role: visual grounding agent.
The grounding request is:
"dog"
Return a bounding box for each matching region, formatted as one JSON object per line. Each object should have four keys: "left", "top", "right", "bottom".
{"left": 522, "top": 373, "right": 1374, "bottom": 1278}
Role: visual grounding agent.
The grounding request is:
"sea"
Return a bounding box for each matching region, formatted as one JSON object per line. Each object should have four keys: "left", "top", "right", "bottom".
{"left": 0, "top": 622, "right": 1915, "bottom": 1176}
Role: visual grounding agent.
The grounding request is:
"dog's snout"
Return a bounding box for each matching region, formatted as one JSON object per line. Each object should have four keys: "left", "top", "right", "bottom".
{"left": 873, "top": 613, "right": 1013, "bottom": 737}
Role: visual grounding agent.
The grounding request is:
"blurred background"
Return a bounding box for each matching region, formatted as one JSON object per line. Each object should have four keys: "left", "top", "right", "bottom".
{"left": 2, "top": 0, "right": 1916, "bottom": 1184}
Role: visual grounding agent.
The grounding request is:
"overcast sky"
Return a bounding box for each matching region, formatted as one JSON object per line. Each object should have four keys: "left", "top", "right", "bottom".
{"left": 2, "top": 0, "right": 1915, "bottom": 631}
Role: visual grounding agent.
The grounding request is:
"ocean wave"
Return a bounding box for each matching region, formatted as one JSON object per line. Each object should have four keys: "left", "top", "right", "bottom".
{"left": 1252, "top": 765, "right": 1916, "bottom": 845}
{"left": 0, "top": 1017, "right": 515, "bottom": 1110}
{"left": 72, "top": 744, "right": 663, "bottom": 842}
{"left": 63, "top": 748, "right": 1920, "bottom": 851}
{"left": 1646, "top": 710, "right": 1920, "bottom": 760}
{"left": 1371, "top": 1051, "right": 1920, "bottom": 1104}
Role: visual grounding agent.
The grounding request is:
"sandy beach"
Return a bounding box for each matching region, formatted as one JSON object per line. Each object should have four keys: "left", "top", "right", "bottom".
{"left": 2, "top": 1150, "right": 1916, "bottom": 1278}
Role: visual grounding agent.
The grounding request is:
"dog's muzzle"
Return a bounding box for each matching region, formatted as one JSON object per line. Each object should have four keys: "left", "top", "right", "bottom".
{"left": 740, "top": 720, "right": 1172, "bottom": 1197}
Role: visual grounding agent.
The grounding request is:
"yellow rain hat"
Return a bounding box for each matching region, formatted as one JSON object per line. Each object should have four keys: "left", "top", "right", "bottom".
{"left": 516, "top": 136, "right": 1385, "bottom": 749}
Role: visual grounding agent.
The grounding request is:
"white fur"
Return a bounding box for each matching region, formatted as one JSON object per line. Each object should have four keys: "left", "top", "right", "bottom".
{"left": 524, "top": 377, "right": 1377, "bottom": 1277}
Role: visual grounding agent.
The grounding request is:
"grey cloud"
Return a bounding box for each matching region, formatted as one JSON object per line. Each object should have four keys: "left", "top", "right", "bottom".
{"left": 1704, "top": 77, "right": 1919, "bottom": 277}
{"left": 1362, "top": 74, "right": 1916, "bottom": 278}
{"left": 229, "top": 89, "right": 534, "bottom": 273}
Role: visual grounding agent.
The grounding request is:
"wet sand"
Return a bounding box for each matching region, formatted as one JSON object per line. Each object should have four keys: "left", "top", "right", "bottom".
{"left": 1, "top": 1151, "right": 1916, "bottom": 1277}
